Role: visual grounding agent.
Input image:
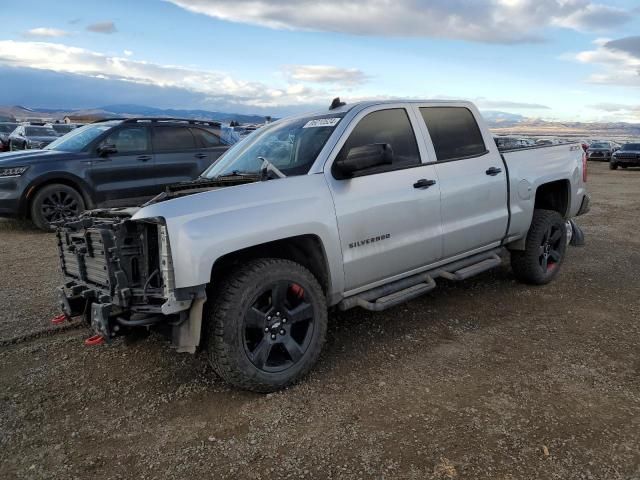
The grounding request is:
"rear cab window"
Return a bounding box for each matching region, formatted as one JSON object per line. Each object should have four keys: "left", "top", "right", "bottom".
{"left": 419, "top": 107, "right": 487, "bottom": 161}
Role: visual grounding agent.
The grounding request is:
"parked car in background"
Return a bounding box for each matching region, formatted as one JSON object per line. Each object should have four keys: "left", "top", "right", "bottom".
{"left": 587, "top": 141, "right": 619, "bottom": 161}
{"left": 494, "top": 136, "right": 535, "bottom": 149}
{"left": 0, "top": 118, "right": 231, "bottom": 229}
{"left": 610, "top": 143, "right": 640, "bottom": 170}
{"left": 48, "top": 123, "right": 79, "bottom": 136}
{"left": 0, "top": 122, "right": 18, "bottom": 151}
{"left": 8, "top": 125, "right": 59, "bottom": 151}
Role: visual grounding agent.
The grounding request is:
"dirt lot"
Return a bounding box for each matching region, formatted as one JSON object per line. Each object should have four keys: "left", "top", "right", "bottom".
{"left": 1, "top": 162, "right": 639, "bottom": 479}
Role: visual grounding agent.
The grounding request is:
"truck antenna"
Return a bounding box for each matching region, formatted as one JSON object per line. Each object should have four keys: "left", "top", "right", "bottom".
{"left": 329, "top": 97, "right": 346, "bottom": 110}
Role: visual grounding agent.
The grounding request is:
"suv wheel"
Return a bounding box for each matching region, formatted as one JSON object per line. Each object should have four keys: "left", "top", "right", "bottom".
{"left": 510, "top": 209, "right": 567, "bottom": 285}
{"left": 205, "top": 258, "right": 327, "bottom": 392}
{"left": 30, "top": 184, "right": 86, "bottom": 231}
{"left": 609, "top": 161, "right": 618, "bottom": 170}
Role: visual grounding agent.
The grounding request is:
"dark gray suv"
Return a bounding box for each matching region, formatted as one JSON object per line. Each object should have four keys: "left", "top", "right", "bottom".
{"left": 0, "top": 118, "right": 230, "bottom": 230}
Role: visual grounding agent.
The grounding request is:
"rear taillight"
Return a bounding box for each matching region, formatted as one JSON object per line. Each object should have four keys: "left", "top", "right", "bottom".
{"left": 582, "top": 152, "right": 588, "bottom": 182}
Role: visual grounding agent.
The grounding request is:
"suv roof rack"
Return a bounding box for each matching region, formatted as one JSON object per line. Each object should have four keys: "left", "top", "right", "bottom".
{"left": 91, "top": 117, "right": 221, "bottom": 127}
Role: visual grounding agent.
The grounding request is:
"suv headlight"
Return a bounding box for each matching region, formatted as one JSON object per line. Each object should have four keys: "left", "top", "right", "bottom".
{"left": 0, "top": 166, "right": 29, "bottom": 177}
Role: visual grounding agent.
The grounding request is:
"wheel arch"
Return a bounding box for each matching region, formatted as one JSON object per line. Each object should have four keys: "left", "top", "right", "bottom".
{"left": 533, "top": 179, "right": 570, "bottom": 218}
{"left": 508, "top": 179, "right": 570, "bottom": 251}
{"left": 209, "top": 234, "right": 332, "bottom": 299}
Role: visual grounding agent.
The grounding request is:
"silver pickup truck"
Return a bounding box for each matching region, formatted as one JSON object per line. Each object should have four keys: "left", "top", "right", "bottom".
{"left": 55, "top": 99, "right": 590, "bottom": 392}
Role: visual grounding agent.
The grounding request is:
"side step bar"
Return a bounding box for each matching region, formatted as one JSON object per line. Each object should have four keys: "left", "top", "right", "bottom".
{"left": 339, "top": 249, "right": 504, "bottom": 312}
{"left": 354, "top": 276, "right": 436, "bottom": 312}
{"left": 438, "top": 254, "right": 502, "bottom": 281}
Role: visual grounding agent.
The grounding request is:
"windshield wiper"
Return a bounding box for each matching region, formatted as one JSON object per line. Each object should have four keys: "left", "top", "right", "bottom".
{"left": 257, "top": 157, "right": 286, "bottom": 181}
{"left": 215, "top": 170, "right": 256, "bottom": 179}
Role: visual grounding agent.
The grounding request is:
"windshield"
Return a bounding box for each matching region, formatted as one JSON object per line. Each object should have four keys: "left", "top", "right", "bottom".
{"left": 622, "top": 143, "right": 640, "bottom": 150}
{"left": 51, "top": 124, "right": 75, "bottom": 134}
{"left": 590, "top": 143, "right": 609, "bottom": 149}
{"left": 26, "top": 126, "right": 58, "bottom": 137}
{"left": 202, "top": 114, "right": 343, "bottom": 178}
{"left": 0, "top": 124, "right": 17, "bottom": 133}
{"left": 45, "top": 123, "right": 115, "bottom": 152}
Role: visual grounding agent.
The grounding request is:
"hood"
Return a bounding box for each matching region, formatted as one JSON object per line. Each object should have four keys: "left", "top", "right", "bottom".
{"left": 0, "top": 149, "right": 78, "bottom": 166}
{"left": 617, "top": 147, "right": 640, "bottom": 153}
{"left": 587, "top": 147, "right": 611, "bottom": 152}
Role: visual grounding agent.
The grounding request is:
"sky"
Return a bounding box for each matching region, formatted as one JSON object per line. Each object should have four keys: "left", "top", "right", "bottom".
{"left": 0, "top": 0, "right": 639, "bottom": 122}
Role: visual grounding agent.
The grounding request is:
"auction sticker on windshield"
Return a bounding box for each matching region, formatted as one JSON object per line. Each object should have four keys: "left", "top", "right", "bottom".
{"left": 303, "top": 118, "right": 341, "bottom": 128}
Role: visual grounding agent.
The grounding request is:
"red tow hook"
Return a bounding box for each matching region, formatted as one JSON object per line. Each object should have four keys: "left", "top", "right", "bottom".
{"left": 51, "top": 314, "right": 68, "bottom": 325}
{"left": 84, "top": 334, "right": 105, "bottom": 346}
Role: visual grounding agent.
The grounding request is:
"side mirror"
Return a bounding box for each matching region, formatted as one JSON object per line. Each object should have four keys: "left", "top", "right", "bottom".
{"left": 333, "top": 143, "right": 393, "bottom": 178}
{"left": 97, "top": 144, "right": 117, "bottom": 157}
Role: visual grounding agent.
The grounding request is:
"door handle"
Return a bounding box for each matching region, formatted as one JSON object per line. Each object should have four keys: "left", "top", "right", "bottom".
{"left": 413, "top": 179, "right": 437, "bottom": 189}
{"left": 194, "top": 153, "right": 207, "bottom": 159}
{"left": 137, "top": 155, "right": 152, "bottom": 162}
{"left": 485, "top": 166, "right": 502, "bottom": 176}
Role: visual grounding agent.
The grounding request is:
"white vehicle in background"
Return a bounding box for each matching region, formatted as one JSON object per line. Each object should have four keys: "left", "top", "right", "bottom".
{"left": 55, "top": 98, "right": 590, "bottom": 392}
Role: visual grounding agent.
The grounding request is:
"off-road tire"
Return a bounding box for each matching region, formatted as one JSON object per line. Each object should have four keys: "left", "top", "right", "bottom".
{"left": 205, "top": 258, "right": 327, "bottom": 392}
{"left": 609, "top": 162, "right": 618, "bottom": 170}
{"left": 30, "top": 183, "right": 85, "bottom": 231}
{"left": 510, "top": 209, "right": 567, "bottom": 285}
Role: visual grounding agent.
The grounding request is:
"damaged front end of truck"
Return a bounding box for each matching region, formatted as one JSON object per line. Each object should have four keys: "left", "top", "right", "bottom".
{"left": 56, "top": 209, "right": 206, "bottom": 352}
{"left": 56, "top": 175, "right": 260, "bottom": 350}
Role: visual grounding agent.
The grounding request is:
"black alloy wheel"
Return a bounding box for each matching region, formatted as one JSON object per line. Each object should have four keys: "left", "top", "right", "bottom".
{"left": 510, "top": 209, "right": 567, "bottom": 285}
{"left": 244, "top": 281, "right": 315, "bottom": 372}
{"left": 538, "top": 223, "right": 563, "bottom": 274}
{"left": 30, "top": 184, "right": 86, "bottom": 230}
{"left": 206, "top": 258, "right": 328, "bottom": 392}
{"left": 41, "top": 190, "right": 80, "bottom": 223}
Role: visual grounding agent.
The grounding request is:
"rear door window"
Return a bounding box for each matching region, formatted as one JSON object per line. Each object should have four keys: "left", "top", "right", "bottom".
{"left": 153, "top": 126, "right": 197, "bottom": 152}
{"left": 336, "top": 108, "right": 421, "bottom": 176}
{"left": 419, "top": 107, "right": 487, "bottom": 161}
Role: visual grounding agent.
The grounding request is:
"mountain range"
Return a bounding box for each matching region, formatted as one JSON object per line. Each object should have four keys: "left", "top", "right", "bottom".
{"left": 0, "top": 104, "right": 270, "bottom": 125}
{"left": 0, "top": 104, "right": 638, "bottom": 140}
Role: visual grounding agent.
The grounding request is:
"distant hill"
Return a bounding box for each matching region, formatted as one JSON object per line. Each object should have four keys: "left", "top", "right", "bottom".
{"left": 480, "top": 110, "right": 526, "bottom": 126}
{"left": 478, "top": 110, "right": 639, "bottom": 140}
{"left": 491, "top": 119, "right": 640, "bottom": 141}
{"left": 4, "top": 104, "right": 271, "bottom": 125}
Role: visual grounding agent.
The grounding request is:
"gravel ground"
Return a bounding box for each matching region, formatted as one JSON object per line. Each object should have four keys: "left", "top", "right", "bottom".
{"left": 1, "top": 162, "right": 639, "bottom": 479}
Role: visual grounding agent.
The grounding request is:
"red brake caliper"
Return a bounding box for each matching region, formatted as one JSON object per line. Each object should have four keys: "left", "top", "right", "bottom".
{"left": 289, "top": 283, "right": 305, "bottom": 299}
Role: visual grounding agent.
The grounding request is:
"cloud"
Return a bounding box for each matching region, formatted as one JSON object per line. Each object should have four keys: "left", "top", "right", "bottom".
{"left": 165, "top": 0, "right": 634, "bottom": 44}
{"left": 551, "top": 3, "right": 632, "bottom": 31}
{"left": 475, "top": 99, "right": 551, "bottom": 110}
{"left": 124, "top": 50, "right": 133, "bottom": 56}
{"left": 284, "top": 65, "right": 367, "bottom": 86}
{"left": 0, "top": 40, "right": 332, "bottom": 109}
{"left": 605, "top": 36, "right": 640, "bottom": 58}
{"left": 588, "top": 102, "right": 640, "bottom": 121}
{"left": 24, "top": 27, "right": 69, "bottom": 38}
{"left": 575, "top": 37, "right": 640, "bottom": 87}
{"left": 86, "top": 21, "right": 117, "bottom": 34}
